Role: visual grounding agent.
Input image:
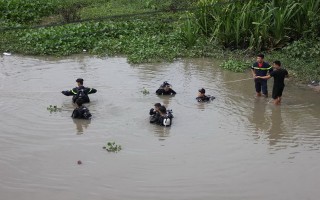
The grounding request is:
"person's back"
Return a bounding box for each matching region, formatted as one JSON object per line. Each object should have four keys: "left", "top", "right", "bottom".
{"left": 62, "top": 78, "right": 97, "bottom": 103}
{"left": 71, "top": 99, "right": 92, "bottom": 119}
{"left": 271, "top": 68, "right": 288, "bottom": 87}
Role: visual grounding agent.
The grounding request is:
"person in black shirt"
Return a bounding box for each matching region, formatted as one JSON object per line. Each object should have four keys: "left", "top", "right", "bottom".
{"left": 257, "top": 61, "right": 288, "bottom": 105}
{"left": 71, "top": 99, "right": 92, "bottom": 119}
{"left": 251, "top": 54, "right": 273, "bottom": 97}
{"left": 62, "top": 78, "right": 97, "bottom": 103}
{"left": 156, "top": 81, "right": 176, "bottom": 95}
{"left": 196, "top": 88, "right": 215, "bottom": 102}
{"left": 149, "top": 103, "right": 162, "bottom": 123}
{"left": 155, "top": 106, "right": 173, "bottom": 127}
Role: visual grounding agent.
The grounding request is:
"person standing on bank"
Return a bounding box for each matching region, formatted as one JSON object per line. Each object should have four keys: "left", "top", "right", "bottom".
{"left": 251, "top": 54, "right": 273, "bottom": 97}
{"left": 256, "top": 61, "right": 289, "bottom": 105}
{"left": 61, "top": 78, "right": 97, "bottom": 103}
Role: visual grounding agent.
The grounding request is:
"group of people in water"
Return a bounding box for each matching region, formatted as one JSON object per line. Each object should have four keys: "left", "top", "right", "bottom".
{"left": 61, "top": 53, "right": 288, "bottom": 126}
{"left": 61, "top": 79, "right": 215, "bottom": 127}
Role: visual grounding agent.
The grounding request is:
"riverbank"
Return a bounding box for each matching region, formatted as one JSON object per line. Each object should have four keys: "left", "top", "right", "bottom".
{"left": 0, "top": 0, "right": 319, "bottom": 83}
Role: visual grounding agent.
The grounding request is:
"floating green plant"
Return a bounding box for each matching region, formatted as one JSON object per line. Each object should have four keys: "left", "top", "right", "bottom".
{"left": 141, "top": 87, "right": 150, "bottom": 95}
{"left": 47, "top": 105, "right": 62, "bottom": 112}
{"left": 103, "top": 142, "right": 122, "bottom": 153}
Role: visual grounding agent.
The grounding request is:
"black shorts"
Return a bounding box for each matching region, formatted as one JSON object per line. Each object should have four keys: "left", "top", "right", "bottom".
{"left": 272, "top": 85, "right": 285, "bottom": 99}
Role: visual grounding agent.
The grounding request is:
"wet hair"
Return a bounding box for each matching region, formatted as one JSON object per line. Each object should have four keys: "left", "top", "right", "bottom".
{"left": 257, "top": 54, "right": 265, "bottom": 59}
{"left": 75, "top": 98, "right": 84, "bottom": 106}
{"left": 76, "top": 78, "right": 84, "bottom": 85}
{"left": 273, "top": 60, "right": 281, "bottom": 66}
{"left": 198, "top": 88, "right": 205, "bottom": 94}
{"left": 154, "top": 103, "right": 161, "bottom": 108}
{"left": 159, "top": 106, "right": 167, "bottom": 114}
{"left": 161, "top": 81, "right": 171, "bottom": 88}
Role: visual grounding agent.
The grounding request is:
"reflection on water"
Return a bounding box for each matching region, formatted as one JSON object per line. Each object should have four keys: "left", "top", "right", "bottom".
{"left": 72, "top": 118, "right": 91, "bottom": 135}
{"left": 268, "top": 106, "right": 284, "bottom": 146}
{"left": 1, "top": 55, "right": 320, "bottom": 200}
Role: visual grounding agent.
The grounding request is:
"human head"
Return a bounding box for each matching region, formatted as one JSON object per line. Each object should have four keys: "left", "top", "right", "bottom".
{"left": 161, "top": 81, "right": 171, "bottom": 90}
{"left": 159, "top": 106, "right": 167, "bottom": 115}
{"left": 273, "top": 60, "right": 281, "bottom": 69}
{"left": 76, "top": 78, "right": 84, "bottom": 86}
{"left": 75, "top": 98, "right": 84, "bottom": 107}
{"left": 198, "top": 88, "right": 205, "bottom": 97}
{"left": 257, "top": 53, "right": 265, "bottom": 63}
{"left": 154, "top": 103, "right": 161, "bottom": 111}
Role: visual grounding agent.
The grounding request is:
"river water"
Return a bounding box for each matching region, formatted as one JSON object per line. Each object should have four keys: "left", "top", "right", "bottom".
{"left": 0, "top": 55, "right": 319, "bottom": 200}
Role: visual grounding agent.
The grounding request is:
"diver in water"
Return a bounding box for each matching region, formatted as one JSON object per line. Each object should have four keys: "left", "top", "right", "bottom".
{"left": 149, "top": 103, "right": 162, "bottom": 123}
{"left": 156, "top": 106, "right": 173, "bottom": 127}
{"left": 156, "top": 81, "right": 176, "bottom": 95}
{"left": 61, "top": 78, "right": 97, "bottom": 103}
{"left": 196, "top": 88, "right": 215, "bottom": 102}
{"left": 71, "top": 99, "right": 92, "bottom": 120}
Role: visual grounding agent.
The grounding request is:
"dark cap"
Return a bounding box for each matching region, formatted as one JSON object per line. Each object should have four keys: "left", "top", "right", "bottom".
{"left": 76, "top": 78, "right": 84, "bottom": 83}
{"left": 154, "top": 103, "right": 161, "bottom": 107}
{"left": 198, "top": 88, "right": 205, "bottom": 94}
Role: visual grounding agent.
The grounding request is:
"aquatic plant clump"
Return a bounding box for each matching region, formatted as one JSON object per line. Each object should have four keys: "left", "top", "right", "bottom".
{"left": 47, "top": 105, "right": 62, "bottom": 112}
{"left": 220, "top": 59, "right": 250, "bottom": 73}
{"left": 141, "top": 87, "right": 150, "bottom": 95}
{"left": 103, "top": 142, "right": 122, "bottom": 153}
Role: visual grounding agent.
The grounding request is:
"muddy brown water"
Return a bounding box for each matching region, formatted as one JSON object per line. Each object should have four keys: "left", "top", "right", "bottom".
{"left": 0, "top": 55, "right": 319, "bottom": 200}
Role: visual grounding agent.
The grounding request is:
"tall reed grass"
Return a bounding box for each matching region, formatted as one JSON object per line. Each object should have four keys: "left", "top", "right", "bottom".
{"left": 185, "top": 0, "right": 320, "bottom": 51}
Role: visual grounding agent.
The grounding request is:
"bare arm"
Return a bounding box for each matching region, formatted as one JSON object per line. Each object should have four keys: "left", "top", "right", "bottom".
{"left": 251, "top": 69, "right": 256, "bottom": 78}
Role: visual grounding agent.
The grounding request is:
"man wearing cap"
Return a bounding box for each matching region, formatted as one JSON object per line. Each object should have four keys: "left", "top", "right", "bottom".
{"left": 61, "top": 78, "right": 97, "bottom": 103}
{"left": 196, "top": 88, "right": 215, "bottom": 102}
{"left": 156, "top": 81, "right": 176, "bottom": 95}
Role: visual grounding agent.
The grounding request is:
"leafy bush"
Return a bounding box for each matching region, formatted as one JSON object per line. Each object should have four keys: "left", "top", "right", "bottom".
{"left": 220, "top": 59, "right": 250, "bottom": 73}
{"left": 0, "top": 0, "right": 56, "bottom": 23}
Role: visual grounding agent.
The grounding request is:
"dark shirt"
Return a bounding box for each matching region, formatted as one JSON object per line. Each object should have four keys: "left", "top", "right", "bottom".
{"left": 270, "top": 68, "right": 288, "bottom": 87}
{"left": 156, "top": 88, "right": 176, "bottom": 95}
{"left": 62, "top": 86, "right": 97, "bottom": 103}
{"left": 156, "top": 114, "right": 173, "bottom": 126}
{"left": 149, "top": 108, "right": 160, "bottom": 123}
{"left": 196, "top": 95, "right": 215, "bottom": 102}
{"left": 71, "top": 106, "right": 92, "bottom": 119}
{"left": 251, "top": 62, "right": 273, "bottom": 76}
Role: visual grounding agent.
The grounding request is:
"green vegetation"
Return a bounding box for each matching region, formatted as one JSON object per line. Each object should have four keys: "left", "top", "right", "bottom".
{"left": 0, "top": 0, "right": 319, "bottom": 82}
{"left": 103, "top": 142, "right": 122, "bottom": 153}
{"left": 220, "top": 59, "right": 250, "bottom": 73}
{"left": 47, "top": 105, "right": 62, "bottom": 113}
{"left": 141, "top": 87, "right": 150, "bottom": 95}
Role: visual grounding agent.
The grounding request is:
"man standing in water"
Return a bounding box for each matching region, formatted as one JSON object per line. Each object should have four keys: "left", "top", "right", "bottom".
{"left": 61, "top": 78, "right": 97, "bottom": 103}
{"left": 256, "top": 61, "right": 288, "bottom": 105}
{"left": 251, "top": 54, "right": 273, "bottom": 97}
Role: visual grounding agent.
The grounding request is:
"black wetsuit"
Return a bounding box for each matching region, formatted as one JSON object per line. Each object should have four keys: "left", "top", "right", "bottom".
{"left": 62, "top": 86, "right": 97, "bottom": 103}
{"left": 196, "top": 95, "right": 215, "bottom": 102}
{"left": 156, "top": 88, "right": 176, "bottom": 95}
{"left": 71, "top": 106, "right": 92, "bottom": 119}
{"left": 156, "top": 112, "right": 173, "bottom": 126}
{"left": 270, "top": 68, "right": 288, "bottom": 99}
{"left": 149, "top": 108, "right": 160, "bottom": 123}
